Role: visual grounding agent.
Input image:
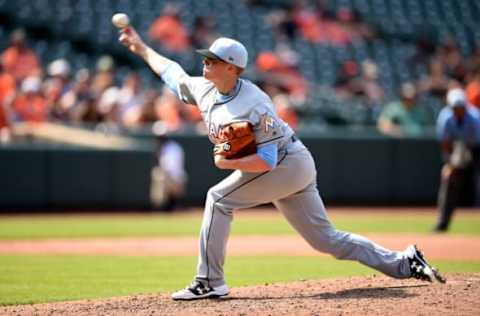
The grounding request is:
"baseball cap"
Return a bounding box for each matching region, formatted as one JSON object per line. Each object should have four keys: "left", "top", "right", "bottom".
{"left": 196, "top": 37, "right": 248, "bottom": 68}
{"left": 48, "top": 59, "right": 71, "bottom": 77}
{"left": 21, "top": 76, "right": 41, "bottom": 93}
{"left": 446, "top": 88, "right": 466, "bottom": 108}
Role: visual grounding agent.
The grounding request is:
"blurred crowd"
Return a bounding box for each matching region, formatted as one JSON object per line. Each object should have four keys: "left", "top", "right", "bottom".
{"left": 376, "top": 37, "right": 480, "bottom": 137}
{"left": 1, "top": 0, "right": 480, "bottom": 143}
{"left": 0, "top": 28, "right": 206, "bottom": 143}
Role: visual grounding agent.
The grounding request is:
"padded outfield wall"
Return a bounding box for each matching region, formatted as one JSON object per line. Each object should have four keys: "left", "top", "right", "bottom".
{"left": 0, "top": 132, "right": 442, "bottom": 209}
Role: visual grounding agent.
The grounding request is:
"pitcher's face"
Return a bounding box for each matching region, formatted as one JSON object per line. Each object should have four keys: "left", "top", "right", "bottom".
{"left": 202, "top": 58, "right": 230, "bottom": 81}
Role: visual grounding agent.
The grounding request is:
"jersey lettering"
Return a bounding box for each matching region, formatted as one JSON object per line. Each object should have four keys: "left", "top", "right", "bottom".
{"left": 208, "top": 122, "right": 225, "bottom": 143}
{"left": 264, "top": 115, "right": 275, "bottom": 132}
{"left": 209, "top": 123, "right": 217, "bottom": 138}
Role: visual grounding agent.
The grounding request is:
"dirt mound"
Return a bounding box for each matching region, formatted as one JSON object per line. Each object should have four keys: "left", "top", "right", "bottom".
{"left": 2, "top": 273, "right": 478, "bottom": 316}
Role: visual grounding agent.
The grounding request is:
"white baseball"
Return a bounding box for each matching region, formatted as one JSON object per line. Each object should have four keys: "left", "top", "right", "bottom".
{"left": 112, "top": 13, "right": 130, "bottom": 29}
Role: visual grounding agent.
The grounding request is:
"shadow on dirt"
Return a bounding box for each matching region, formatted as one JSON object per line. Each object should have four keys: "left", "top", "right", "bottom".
{"left": 221, "top": 284, "right": 426, "bottom": 301}
{"left": 312, "top": 284, "right": 425, "bottom": 299}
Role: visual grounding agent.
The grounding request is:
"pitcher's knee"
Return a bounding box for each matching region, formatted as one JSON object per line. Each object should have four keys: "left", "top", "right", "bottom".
{"left": 206, "top": 188, "right": 233, "bottom": 216}
{"left": 206, "top": 187, "right": 221, "bottom": 201}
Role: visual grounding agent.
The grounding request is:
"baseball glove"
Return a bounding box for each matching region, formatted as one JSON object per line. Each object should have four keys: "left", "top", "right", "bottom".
{"left": 214, "top": 121, "right": 257, "bottom": 159}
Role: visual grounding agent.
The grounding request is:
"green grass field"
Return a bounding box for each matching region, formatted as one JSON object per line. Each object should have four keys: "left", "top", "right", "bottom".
{"left": 0, "top": 211, "right": 479, "bottom": 239}
{"left": 0, "top": 211, "right": 479, "bottom": 306}
{"left": 1, "top": 255, "right": 479, "bottom": 306}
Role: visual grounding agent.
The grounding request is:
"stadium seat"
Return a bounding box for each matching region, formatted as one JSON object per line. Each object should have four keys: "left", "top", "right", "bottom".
{"left": 1, "top": 0, "right": 478, "bottom": 126}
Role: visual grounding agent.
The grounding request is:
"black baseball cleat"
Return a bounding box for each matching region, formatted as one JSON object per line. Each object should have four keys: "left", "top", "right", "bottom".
{"left": 171, "top": 280, "right": 229, "bottom": 300}
{"left": 406, "top": 245, "right": 446, "bottom": 283}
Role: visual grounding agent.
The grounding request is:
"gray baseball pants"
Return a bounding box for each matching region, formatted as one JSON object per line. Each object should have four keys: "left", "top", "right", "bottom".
{"left": 196, "top": 143, "right": 411, "bottom": 287}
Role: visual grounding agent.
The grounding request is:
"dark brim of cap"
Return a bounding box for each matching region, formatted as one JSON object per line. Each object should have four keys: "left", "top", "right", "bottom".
{"left": 196, "top": 49, "right": 226, "bottom": 62}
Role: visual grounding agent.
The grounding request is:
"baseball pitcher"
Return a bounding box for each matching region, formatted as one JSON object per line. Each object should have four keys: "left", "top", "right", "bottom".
{"left": 117, "top": 22, "right": 446, "bottom": 300}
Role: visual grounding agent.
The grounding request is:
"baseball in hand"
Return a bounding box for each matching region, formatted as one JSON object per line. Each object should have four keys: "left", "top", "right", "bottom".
{"left": 112, "top": 13, "right": 130, "bottom": 29}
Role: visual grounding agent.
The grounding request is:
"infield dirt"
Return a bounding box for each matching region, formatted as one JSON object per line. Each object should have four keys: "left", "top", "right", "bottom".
{"left": 1, "top": 273, "right": 478, "bottom": 315}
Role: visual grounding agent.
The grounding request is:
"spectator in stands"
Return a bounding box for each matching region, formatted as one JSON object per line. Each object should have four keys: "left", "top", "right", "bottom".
{"left": 190, "top": 16, "right": 218, "bottom": 49}
{"left": 466, "top": 67, "right": 480, "bottom": 108}
{"left": 437, "top": 38, "right": 467, "bottom": 84}
{"left": 115, "top": 88, "right": 198, "bottom": 130}
{"left": 10, "top": 76, "right": 48, "bottom": 123}
{"left": 272, "top": 93, "right": 299, "bottom": 130}
{"left": 0, "top": 62, "right": 16, "bottom": 141}
{"left": 309, "top": 10, "right": 352, "bottom": 46}
{"left": 155, "top": 86, "right": 187, "bottom": 132}
{"left": 266, "top": 5, "right": 298, "bottom": 42}
{"left": 150, "top": 123, "right": 187, "bottom": 211}
{"left": 334, "top": 59, "right": 384, "bottom": 108}
{"left": 409, "top": 32, "right": 437, "bottom": 69}
{"left": 0, "top": 63, "right": 16, "bottom": 106}
{"left": 418, "top": 39, "right": 467, "bottom": 99}
{"left": 183, "top": 101, "right": 203, "bottom": 128}
{"left": 44, "top": 59, "right": 73, "bottom": 122}
{"left": 336, "top": 7, "right": 376, "bottom": 42}
{"left": 291, "top": 0, "right": 325, "bottom": 44}
{"left": 125, "top": 89, "right": 160, "bottom": 126}
{"left": 74, "top": 94, "right": 100, "bottom": 124}
{"left": 418, "top": 58, "right": 450, "bottom": 99}
{"left": 435, "top": 88, "right": 480, "bottom": 232}
{"left": 0, "top": 101, "right": 9, "bottom": 143}
{"left": 292, "top": 2, "right": 375, "bottom": 46}
{"left": 255, "top": 48, "right": 308, "bottom": 104}
{"left": 334, "top": 60, "right": 362, "bottom": 100}
{"left": 64, "top": 69, "right": 99, "bottom": 123}
{"left": 1, "top": 29, "right": 41, "bottom": 83}
{"left": 377, "top": 82, "right": 430, "bottom": 137}
{"left": 116, "top": 72, "right": 146, "bottom": 127}
{"left": 91, "top": 55, "right": 115, "bottom": 98}
{"left": 149, "top": 3, "right": 190, "bottom": 52}
{"left": 91, "top": 56, "right": 119, "bottom": 127}
{"left": 97, "top": 85, "right": 121, "bottom": 126}
{"left": 360, "top": 60, "right": 385, "bottom": 106}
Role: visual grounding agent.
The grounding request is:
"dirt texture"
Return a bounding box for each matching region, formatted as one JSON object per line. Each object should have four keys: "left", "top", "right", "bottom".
{"left": 0, "top": 234, "right": 479, "bottom": 260}
{"left": 1, "top": 274, "right": 478, "bottom": 316}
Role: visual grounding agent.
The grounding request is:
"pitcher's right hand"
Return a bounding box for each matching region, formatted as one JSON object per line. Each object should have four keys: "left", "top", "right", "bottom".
{"left": 118, "top": 27, "right": 147, "bottom": 57}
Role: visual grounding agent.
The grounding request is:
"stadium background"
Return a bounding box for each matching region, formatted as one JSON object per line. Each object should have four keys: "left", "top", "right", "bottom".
{"left": 2, "top": 0, "right": 479, "bottom": 208}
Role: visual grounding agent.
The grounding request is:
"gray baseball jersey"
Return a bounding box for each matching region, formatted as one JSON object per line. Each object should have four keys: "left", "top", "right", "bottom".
{"left": 171, "top": 73, "right": 411, "bottom": 288}
{"left": 178, "top": 77, "right": 294, "bottom": 150}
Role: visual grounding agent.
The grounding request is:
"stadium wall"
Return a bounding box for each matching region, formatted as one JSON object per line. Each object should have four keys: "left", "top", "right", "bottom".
{"left": 0, "top": 135, "right": 441, "bottom": 209}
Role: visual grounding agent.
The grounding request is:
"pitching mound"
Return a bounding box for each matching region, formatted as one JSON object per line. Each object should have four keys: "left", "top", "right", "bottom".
{"left": 2, "top": 273, "right": 478, "bottom": 315}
